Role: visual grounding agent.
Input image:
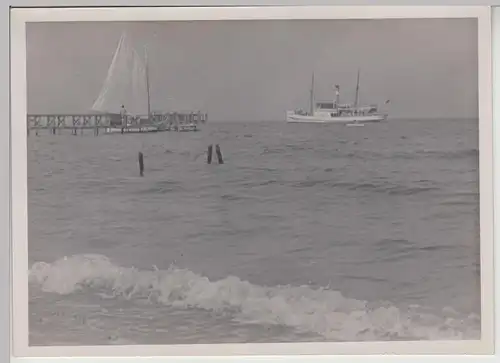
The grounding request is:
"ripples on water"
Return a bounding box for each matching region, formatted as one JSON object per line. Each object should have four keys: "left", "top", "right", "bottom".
{"left": 28, "top": 119, "right": 481, "bottom": 345}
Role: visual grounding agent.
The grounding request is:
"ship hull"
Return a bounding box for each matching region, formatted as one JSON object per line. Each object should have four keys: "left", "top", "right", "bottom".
{"left": 285, "top": 111, "right": 387, "bottom": 124}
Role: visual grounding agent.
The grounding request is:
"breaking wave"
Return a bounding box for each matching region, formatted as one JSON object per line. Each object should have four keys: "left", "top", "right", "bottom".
{"left": 29, "top": 254, "right": 480, "bottom": 342}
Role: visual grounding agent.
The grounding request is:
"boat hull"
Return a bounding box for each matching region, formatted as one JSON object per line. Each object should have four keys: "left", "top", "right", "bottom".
{"left": 105, "top": 124, "right": 198, "bottom": 134}
{"left": 177, "top": 124, "right": 198, "bottom": 132}
{"left": 105, "top": 126, "right": 163, "bottom": 134}
{"left": 285, "top": 111, "right": 387, "bottom": 124}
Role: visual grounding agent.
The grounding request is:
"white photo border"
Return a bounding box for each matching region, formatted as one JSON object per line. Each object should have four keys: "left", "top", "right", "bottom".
{"left": 9, "top": 4, "right": 494, "bottom": 359}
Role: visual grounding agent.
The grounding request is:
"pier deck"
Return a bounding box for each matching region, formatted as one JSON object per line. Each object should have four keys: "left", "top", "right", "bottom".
{"left": 27, "top": 112, "right": 208, "bottom": 136}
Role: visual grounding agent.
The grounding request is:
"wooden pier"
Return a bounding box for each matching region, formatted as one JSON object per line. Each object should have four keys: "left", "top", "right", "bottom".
{"left": 27, "top": 112, "right": 208, "bottom": 136}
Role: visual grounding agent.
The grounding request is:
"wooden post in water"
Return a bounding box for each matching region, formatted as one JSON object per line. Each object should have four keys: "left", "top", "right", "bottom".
{"left": 207, "top": 144, "right": 213, "bottom": 164}
{"left": 215, "top": 144, "right": 224, "bottom": 164}
{"left": 138, "top": 152, "right": 144, "bottom": 177}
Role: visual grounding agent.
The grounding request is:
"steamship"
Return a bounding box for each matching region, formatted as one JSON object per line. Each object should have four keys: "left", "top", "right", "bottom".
{"left": 286, "top": 70, "right": 390, "bottom": 124}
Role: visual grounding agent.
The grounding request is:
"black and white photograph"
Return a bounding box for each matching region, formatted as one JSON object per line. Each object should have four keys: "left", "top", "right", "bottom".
{"left": 10, "top": 5, "right": 494, "bottom": 356}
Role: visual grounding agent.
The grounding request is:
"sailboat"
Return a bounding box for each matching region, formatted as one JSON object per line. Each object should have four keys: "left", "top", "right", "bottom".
{"left": 91, "top": 32, "right": 167, "bottom": 134}
{"left": 285, "top": 69, "right": 389, "bottom": 124}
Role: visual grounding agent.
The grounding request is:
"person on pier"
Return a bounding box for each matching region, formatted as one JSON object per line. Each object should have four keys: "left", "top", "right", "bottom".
{"left": 120, "top": 105, "right": 128, "bottom": 127}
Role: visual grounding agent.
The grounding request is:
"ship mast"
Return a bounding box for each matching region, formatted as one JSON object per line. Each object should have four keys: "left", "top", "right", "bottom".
{"left": 144, "top": 45, "right": 151, "bottom": 120}
{"left": 309, "top": 72, "right": 315, "bottom": 115}
{"left": 354, "top": 68, "right": 360, "bottom": 108}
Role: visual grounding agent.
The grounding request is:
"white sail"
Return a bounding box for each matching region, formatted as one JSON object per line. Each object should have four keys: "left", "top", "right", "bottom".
{"left": 92, "top": 32, "right": 149, "bottom": 117}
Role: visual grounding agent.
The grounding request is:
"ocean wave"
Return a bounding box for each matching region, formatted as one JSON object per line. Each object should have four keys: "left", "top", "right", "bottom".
{"left": 330, "top": 148, "right": 479, "bottom": 161}
{"left": 372, "top": 238, "right": 452, "bottom": 263}
{"left": 413, "top": 149, "right": 479, "bottom": 160}
{"left": 29, "top": 254, "right": 480, "bottom": 342}
{"left": 291, "top": 179, "right": 439, "bottom": 196}
{"left": 138, "top": 180, "right": 186, "bottom": 194}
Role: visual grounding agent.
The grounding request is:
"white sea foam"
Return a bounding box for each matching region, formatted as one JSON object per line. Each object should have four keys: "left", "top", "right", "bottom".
{"left": 29, "top": 254, "right": 480, "bottom": 342}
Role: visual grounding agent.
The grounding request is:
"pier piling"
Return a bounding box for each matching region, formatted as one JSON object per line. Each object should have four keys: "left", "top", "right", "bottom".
{"left": 138, "top": 152, "right": 144, "bottom": 177}
{"left": 215, "top": 144, "right": 224, "bottom": 164}
{"left": 207, "top": 145, "right": 213, "bottom": 164}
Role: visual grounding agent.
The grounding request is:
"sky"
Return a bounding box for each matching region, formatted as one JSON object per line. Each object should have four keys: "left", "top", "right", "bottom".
{"left": 26, "top": 18, "right": 478, "bottom": 121}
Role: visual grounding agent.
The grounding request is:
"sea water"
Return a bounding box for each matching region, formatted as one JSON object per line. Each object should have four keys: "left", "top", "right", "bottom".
{"left": 28, "top": 119, "right": 481, "bottom": 345}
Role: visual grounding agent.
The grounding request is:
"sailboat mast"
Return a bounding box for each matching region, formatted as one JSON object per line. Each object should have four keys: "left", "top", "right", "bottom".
{"left": 144, "top": 45, "right": 151, "bottom": 119}
{"left": 309, "top": 72, "right": 315, "bottom": 115}
{"left": 354, "top": 68, "right": 360, "bottom": 108}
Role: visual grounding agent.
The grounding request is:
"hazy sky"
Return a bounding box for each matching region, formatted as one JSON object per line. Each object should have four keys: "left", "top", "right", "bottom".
{"left": 27, "top": 18, "right": 478, "bottom": 121}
